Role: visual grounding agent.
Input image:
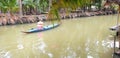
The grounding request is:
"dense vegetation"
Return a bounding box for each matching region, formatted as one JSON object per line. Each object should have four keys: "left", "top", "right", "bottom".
{"left": 0, "top": 0, "right": 117, "bottom": 25}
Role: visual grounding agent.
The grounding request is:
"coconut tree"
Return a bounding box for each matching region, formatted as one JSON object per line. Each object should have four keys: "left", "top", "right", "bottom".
{"left": 0, "top": 0, "right": 95, "bottom": 25}
{"left": 22, "top": 0, "right": 49, "bottom": 15}
{"left": 38, "top": 0, "right": 49, "bottom": 13}
{"left": 22, "top": 0, "right": 36, "bottom": 15}
{"left": 47, "top": 0, "right": 92, "bottom": 22}
{"left": 0, "top": 0, "right": 19, "bottom": 25}
{"left": 0, "top": 0, "right": 19, "bottom": 14}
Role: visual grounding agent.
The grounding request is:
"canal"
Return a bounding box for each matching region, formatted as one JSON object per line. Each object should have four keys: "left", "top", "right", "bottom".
{"left": 0, "top": 15, "right": 118, "bottom": 58}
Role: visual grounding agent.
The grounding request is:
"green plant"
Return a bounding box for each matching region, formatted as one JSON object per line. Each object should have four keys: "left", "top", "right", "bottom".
{"left": 0, "top": 0, "right": 19, "bottom": 14}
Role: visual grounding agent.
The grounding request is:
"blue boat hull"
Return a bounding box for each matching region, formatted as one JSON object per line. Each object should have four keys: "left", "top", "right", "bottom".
{"left": 22, "top": 23, "right": 60, "bottom": 33}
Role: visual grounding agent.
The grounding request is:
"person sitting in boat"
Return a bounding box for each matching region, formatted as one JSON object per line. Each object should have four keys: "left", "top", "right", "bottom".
{"left": 37, "top": 20, "right": 44, "bottom": 30}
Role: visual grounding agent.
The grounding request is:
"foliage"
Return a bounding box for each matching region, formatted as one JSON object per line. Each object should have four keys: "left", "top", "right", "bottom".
{"left": 0, "top": 0, "right": 19, "bottom": 13}
{"left": 47, "top": 0, "right": 91, "bottom": 21}
{"left": 22, "top": 0, "right": 36, "bottom": 14}
{"left": 105, "top": 0, "right": 120, "bottom": 11}
{"left": 22, "top": 0, "right": 49, "bottom": 14}
{"left": 38, "top": 0, "right": 49, "bottom": 12}
{"left": 0, "top": 0, "right": 97, "bottom": 25}
{"left": 105, "top": 0, "right": 120, "bottom": 5}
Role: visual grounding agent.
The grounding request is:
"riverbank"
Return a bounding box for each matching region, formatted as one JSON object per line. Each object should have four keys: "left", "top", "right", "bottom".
{"left": 0, "top": 10, "right": 117, "bottom": 26}
{"left": 0, "top": 14, "right": 47, "bottom": 26}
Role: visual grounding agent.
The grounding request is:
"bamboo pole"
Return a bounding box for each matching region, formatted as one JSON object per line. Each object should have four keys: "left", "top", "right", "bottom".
{"left": 118, "top": 5, "right": 120, "bottom": 49}
{"left": 113, "top": 35, "right": 116, "bottom": 58}
{"left": 113, "top": 4, "right": 120, "bottom": 58}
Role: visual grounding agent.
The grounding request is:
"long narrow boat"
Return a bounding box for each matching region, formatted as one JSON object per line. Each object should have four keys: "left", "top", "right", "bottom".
{"left": 109, "top": 24, "right": 120, "bottom": 31}
{"left": 22, "top": 23, "right": 60, "bottom": 33}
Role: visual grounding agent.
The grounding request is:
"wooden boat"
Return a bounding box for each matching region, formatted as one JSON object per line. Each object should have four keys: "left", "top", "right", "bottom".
{"left": 109, "top": 25, "right": 120, "bottom": 31}
{"left": 22, "top": 23, "right": 60, "bottom": 33}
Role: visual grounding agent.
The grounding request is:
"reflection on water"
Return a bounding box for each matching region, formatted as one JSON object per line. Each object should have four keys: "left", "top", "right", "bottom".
{"left": 32, "top": 33, "right": 53, "bottom": 58}
{"left": 17, "top": 44, "right": 24, "bottom": 49}
{"left": 64, "top": 46, "right": 77, "bottom": 58}
{"left": 0, "top": 50, "right": 11, "bottom": 58}
{"left": 17, "top": 36, "right": 24, "bottom": 50}
{"left": 0, "top": 15, "right": 118, "bottom": 58}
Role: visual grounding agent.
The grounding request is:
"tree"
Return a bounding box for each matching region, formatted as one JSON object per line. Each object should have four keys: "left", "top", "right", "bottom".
{"left": 22, "top": 0, "right": 36, "bottom": 15}
{"left": 0, "top": 0, "right": 19, "bottom": 25}
{"left": 0, "top": 0, "right": 19, "bottom": 14}
{"left": 22, "top": 0, "right": 49, "bottom": 15}
{"left": 47, "top": 0, "right": 92, "bottom": 22}
{"left": 39, "top": 0, "right": 49, "bottom": 13}
{"left": 105, "top": 0, "right": 120, "bottom": 7}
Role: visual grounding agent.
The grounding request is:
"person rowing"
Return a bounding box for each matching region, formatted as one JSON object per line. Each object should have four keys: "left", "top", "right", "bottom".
{"left": 37, "top": 20, "right": 44, "bottom": 30}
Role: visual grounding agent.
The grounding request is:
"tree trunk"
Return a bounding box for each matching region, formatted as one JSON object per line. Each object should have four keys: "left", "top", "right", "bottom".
{"left": 49, "top": 0, "right": 52, "bottom": 11}
{"left": 19, "top": 0, "right": 23, "bottom": 17}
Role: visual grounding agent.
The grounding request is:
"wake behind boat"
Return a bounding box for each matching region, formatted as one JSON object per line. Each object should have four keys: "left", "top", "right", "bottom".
{"left": 22, "top": 23, "right": 60, "bottom": 33}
